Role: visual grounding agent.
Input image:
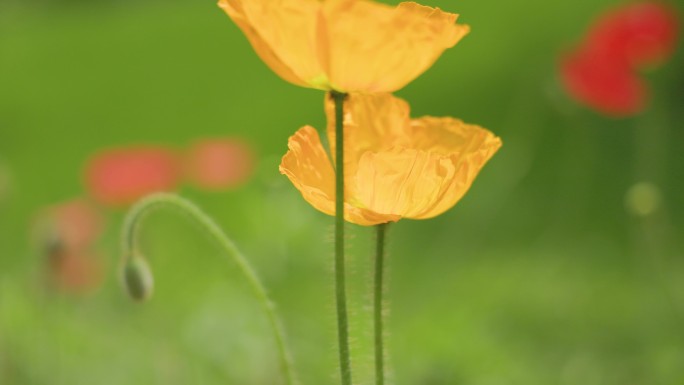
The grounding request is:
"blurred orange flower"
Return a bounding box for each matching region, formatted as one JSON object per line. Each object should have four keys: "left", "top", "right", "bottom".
{"left": 280, "top": 94, "right": 501, "bottom": 226}
{"left": 219, "top": 0, "right": 469, "bottom": 92}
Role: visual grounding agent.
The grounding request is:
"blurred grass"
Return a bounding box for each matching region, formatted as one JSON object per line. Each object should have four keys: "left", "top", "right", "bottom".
{"left": 1, "top": 0, "right": 684, "bottom": 384}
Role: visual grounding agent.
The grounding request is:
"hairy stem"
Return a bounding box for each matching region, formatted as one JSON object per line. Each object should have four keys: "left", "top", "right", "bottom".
{"left": 331, "top": 91, "right": 352, "bottom": 385}
{"left": 374, "top": 223, "right": 388, "bottom": 385}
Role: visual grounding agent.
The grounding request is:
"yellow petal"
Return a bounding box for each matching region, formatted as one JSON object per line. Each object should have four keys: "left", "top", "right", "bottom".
{"left": 280, "top": 126, "right": 336, "bottom": 215}
{"left": 218, "top": 0, "right": 329, "bottom": 89}
{"left": 280, "top": 126, "right": 398, "bottom": 226}
{"left": 325, "top": 93, "right": 410, "bottom": 162}
{"left": 354, "top": 147, "right": 451, "bottom": 218}
{"left": 406, "top": 117, "right": 502, "bottom": 219}
{"left": 354, "top": 122, "right": 500, "bottom": 220}
{"left": 323, "top": 0, "right": 470, "bottom": 92}
{"left": 321, "top": 93, "right": 500, "bottom": 221}
{"left": 406, "top": 116, "right": 501, "bottom": 156}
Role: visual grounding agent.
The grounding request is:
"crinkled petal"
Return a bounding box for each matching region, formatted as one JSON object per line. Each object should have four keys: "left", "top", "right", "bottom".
{"left": 323, "top": 0, "right": 470, "bottom": 92}
{"left": 354, "top": 147, "right": 450, "bottom": 218}
{"left": 280, "top": 126, "right": 394, "bottom": 226}
{"left": 352, "top": 117, "right": 501, "bottom": 219}
{"left": 322, "top": 94, "right": 501, "bottom": 221}
{"left": 406, "top": 118, "right": 502, "bottom": 219}
{"left": 280, "top": 126, "right": 336, "bottom": 215}
{"left": 219, "top": 0, "right": 329, "bottom": 89}
{"left": 406, "top": 116, "right": 500, "bottom": 155}
{"left": 325, "top": 92, "right": 411, "bottom": 162}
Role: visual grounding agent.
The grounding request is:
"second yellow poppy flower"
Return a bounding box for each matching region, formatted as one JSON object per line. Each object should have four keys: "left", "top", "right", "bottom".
{"left": 219, "top": 0, "right": 470, "bottom": 92}
{"left": 280, "top": 93, "right": 502, "bottom": 226}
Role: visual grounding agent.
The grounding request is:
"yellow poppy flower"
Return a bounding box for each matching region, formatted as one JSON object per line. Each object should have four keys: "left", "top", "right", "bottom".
{"left": 219, "top": 0, "right": 470, "bottom": 92}
{"left": 280, "top": 93, "right": 502, "bottom": 226}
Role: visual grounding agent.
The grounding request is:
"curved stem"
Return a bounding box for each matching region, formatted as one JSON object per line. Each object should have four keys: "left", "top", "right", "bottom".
{"left": 331, "top": 91, "right": 352, "bottom": 385}
{"left": 374, "top": 223, "right": 388, "bottom": 385}
{"left": 121, "top": 193, "right": 297, "bottom": 385}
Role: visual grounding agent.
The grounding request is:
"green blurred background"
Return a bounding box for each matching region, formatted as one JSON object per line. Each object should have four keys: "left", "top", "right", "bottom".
{"left": 1, "top": 0, "right": 683, "bottom": 384}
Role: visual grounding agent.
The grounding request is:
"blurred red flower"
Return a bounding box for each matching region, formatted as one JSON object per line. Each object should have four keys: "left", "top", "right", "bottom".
{"left": 559, "top": 2, "right": 679, "bottom": 117}
{"left": 184, "top": 138, "right": 255, "bottom": 190}
{"left": 585, "top": 2, "right": 679, "bottom": 68}
{"left": 84, "top": 146, "right": 181, "bottom": 206}
{"left": 561, "top": 48, "right": 648, "bottom": 116}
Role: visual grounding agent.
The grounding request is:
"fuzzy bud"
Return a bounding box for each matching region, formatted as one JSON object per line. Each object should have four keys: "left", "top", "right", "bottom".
{"left": 123, "top": 255, "right": 154, "bottom": 302}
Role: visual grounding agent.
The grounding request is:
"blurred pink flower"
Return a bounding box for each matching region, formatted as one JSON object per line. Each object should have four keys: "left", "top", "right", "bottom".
{"left": 559, "top": 2, "right": 679, "bottom": 117}
{"left": 43, "top": 198, "right": 104, "bottom": 250}
{"left": 48, "top": 250, "right": 104, "bottom": 294}
{"left": 184, "top": 138, "right": 255, "bottom": 190}
{"left": 35, "top": 199, "right": 105, "bottom": 294}
{"left": 84, "top": 146, "right": 181, "bottom": 206}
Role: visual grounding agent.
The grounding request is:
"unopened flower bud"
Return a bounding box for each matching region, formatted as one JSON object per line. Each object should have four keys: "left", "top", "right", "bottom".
{"left": 123, "top": 255, "right": 154, "bottom": 301}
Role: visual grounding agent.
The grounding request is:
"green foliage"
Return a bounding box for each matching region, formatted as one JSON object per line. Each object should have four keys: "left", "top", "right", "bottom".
{"left": 1, "top": 0, "right": 683, "bottom": 384}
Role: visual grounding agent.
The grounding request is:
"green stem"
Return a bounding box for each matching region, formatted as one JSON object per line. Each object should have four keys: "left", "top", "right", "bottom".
{"left": 331, "top": 91, "right": 352, "bottom": 385}
{"left": 374, "top": 223, "right": 388, "bottom": 385}
{"left": 121, "top": 193, "right": 297, "bottom": 385}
